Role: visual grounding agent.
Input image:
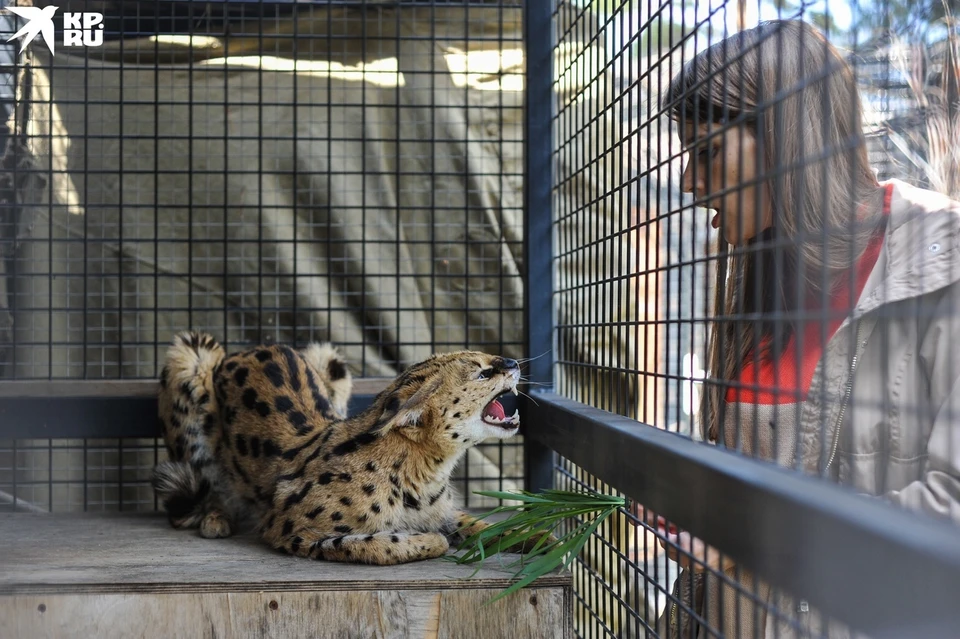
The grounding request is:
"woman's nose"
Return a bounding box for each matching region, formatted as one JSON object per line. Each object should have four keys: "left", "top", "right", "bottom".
{"left": 680, "top": 159, "right": 695, "bottom": 194}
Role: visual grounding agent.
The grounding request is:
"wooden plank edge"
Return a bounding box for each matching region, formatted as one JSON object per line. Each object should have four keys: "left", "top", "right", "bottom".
{"left": 0, "top": 574, "right": 572, "bottom": 596}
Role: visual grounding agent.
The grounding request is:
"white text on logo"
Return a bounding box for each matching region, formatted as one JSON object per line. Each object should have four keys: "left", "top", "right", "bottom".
{"left": 63, "top": 13, "right": 104, "bottom": 48}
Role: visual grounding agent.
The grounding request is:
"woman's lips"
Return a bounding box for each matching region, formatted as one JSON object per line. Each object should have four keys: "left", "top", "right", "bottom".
{"left": 656, "top": 515, "right": 678, "bottom": 535}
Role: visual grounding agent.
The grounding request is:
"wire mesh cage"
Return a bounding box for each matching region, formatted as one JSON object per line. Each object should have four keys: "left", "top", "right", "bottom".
{"left": 0, "top": 0, "right": 530, "bottom": 514}
{"left": 540, "top": 1, "right": 960, "bottom": 638}
{"left": 3, "top": 0, "right": 960, "bottom": 638}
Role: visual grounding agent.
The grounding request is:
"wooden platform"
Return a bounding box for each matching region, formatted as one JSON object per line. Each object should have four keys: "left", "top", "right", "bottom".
{"left": 0, "top": 514, "right": 572, "bottom": 639}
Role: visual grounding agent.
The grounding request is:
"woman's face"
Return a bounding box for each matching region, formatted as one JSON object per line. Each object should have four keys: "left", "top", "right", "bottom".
{"left": 679, "top": 121, "right": 772, "bottom": 245}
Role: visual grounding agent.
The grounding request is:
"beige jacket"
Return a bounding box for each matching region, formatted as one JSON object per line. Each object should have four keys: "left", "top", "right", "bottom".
{"left": 659, "top": 178, "right": 960, "bottom": 638}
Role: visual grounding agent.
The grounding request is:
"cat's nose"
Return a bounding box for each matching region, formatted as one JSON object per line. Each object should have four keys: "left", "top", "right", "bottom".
{"left": 495, "top": 357, "right": 519, "bottom": 371}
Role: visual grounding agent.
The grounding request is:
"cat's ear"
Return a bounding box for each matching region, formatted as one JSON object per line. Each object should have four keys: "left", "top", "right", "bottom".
{"left": 370, "top": 377, "right": 442, "bottom": 434}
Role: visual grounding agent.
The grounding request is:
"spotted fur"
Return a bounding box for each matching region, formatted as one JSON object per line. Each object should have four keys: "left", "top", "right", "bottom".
{"left": 152, "top": 331, "right": 551, "bottom": 565}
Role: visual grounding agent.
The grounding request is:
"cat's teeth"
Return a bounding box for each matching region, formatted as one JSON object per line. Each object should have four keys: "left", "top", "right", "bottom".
{"left": 483, "top": 410, "right": 520, "bottom": 427}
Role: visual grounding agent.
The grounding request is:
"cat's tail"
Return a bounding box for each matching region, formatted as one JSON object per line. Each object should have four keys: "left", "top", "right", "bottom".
{"left": 300, "top": 342, "right": 354, "bottom": 419}
{"left": 151, "top": 460, "right": 211, "bottom": 528}
{"left": 153, "top": 331, "right": 225, "bottom": 528}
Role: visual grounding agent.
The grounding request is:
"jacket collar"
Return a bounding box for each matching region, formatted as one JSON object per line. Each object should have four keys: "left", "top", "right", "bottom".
{"left": 852, "top": 178, "right": 960, "bottom": 319}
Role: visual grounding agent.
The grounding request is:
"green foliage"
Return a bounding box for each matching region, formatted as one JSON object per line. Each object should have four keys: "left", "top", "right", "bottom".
{"left": 634, "top": 19, "right": 689, "bottom": 55}
{"left": 448, "top": 488, "right": 626, "bottom": 604}
{"left": 571, "top": 0, "right": 703, "bottom": 54}
{"left": 574, "top": 0, "right": 639, "bottom": 15}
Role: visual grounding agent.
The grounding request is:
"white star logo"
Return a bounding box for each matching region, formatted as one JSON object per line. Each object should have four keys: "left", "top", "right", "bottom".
{"left": 5, "top": 5, "right": 59, "bottom": 56}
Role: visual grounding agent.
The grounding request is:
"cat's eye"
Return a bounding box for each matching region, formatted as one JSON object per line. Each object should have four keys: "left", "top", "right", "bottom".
{"left": 477, "top": 368, "right": 495, "bottom": 380}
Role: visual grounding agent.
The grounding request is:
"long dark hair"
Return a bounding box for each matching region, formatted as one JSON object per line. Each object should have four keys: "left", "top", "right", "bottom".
{"left": 662, "top": 20, "right": 886, "bottom": 441}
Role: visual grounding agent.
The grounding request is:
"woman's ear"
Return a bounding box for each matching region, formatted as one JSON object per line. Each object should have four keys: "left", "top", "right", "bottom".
{"left": 370, "top": 376, "right": 443, "bottom": 435}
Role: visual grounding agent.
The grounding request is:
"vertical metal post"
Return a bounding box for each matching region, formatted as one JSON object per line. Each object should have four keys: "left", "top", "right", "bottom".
{"left": 522, "top": 0, "right": 555, "bottom": 493}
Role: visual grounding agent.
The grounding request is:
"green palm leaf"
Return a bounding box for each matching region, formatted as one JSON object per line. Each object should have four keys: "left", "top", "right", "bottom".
{"left": 447, "top": 487, "right": 626, "bottom": 604}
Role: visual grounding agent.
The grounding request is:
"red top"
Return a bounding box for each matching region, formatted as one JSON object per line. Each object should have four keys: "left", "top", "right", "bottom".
{"left": 727, "top": 183, "right": 893, "bottom": 405}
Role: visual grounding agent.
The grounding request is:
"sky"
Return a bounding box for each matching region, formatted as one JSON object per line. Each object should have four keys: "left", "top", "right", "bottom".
{"left": 665, "top": 0, "right": 854, "bottom": 34}
{"left": 732, "top": 0, "right": 853, "bottom": 32}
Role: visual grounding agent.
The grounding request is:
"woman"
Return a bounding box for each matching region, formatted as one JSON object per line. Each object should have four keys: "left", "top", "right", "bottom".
{"left": 649, "top": 18, "right": 960, "bottom": 638}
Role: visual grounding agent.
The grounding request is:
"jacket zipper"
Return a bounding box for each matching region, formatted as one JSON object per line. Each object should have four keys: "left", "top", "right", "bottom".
{"left": 671, "top": 323, "right": 862, "bottom": 632}
{"left": 824, "top": 321, "right": 862, "bottom": 475}
{"left": 669, "top": 577, "right": 679, "bottom": 634}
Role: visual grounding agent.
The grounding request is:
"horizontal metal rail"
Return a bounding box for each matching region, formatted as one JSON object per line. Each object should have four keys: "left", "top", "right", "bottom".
{"left": 0, "top": 379, "right": 393, "bottom": 440}
{"left": 523, "top": 390, "right": 960, "bottom": 639}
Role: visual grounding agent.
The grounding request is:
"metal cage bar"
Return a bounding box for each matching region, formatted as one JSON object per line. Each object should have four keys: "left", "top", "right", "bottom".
{"left": 522, "top": 0, "right": 557, "bottom": 495}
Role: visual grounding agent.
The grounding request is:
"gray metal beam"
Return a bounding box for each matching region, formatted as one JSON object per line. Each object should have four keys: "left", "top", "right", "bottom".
{"left": 521, "top": 0, "right": 557, "bottom": 494}
{"left": 523, "top": 390, "right": 960, "bottom": 638}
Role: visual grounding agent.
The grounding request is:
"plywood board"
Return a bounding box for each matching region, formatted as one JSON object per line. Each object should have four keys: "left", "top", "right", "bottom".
{"left": 3, "top": 588, "right": 570, "bottom": 639}
{"left": 0, "top": 514, "right": 572, "bottom": 638}
{"left": 0, "top": 513, "right": 569, "bottom": 594}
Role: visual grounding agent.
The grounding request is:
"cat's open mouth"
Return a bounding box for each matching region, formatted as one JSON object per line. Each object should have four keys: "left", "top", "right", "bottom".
{"left": 481, "top": 387, "right": 519, "bottom": 428}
